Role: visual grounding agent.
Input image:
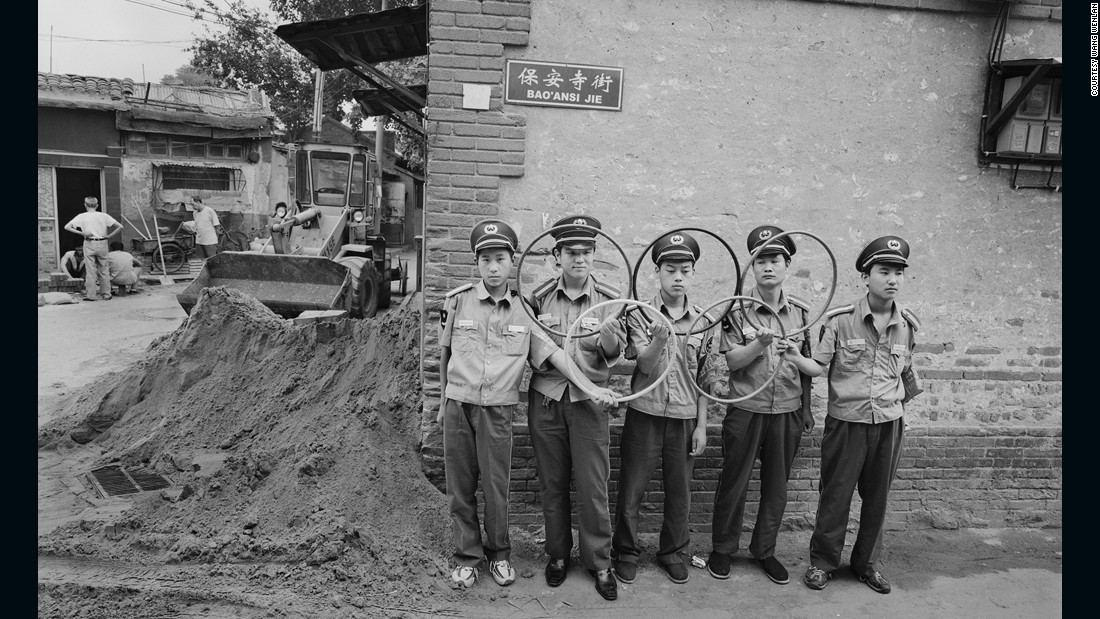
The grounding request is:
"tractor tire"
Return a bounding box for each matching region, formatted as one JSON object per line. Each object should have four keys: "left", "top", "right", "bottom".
{"left": 336, "top": 256, "right": 382, "bottom": 319}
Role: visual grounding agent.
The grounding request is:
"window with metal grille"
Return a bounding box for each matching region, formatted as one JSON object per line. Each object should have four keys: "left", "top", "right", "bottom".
{"left": 158, "top": 166, "right": 244, "bottom": 191}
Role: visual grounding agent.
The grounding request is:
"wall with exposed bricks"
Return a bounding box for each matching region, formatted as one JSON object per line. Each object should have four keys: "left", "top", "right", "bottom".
{"left": 420, "top": 0, "right": 1062, "bottom": 533}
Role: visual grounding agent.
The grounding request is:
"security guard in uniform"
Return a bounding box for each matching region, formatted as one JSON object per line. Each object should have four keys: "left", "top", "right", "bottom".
{"left": 708, "top": 225, "right": 821, "bottom": 585}
{"left": 438, "top": 219, "right": 617, "bottom": 590}
{"left": 803, "top": 235, "right": 920, "bottom": 595}
{"left": 612, "top": 231, "right": 722, "bottom": 585}
{"left": 525, "top": 215, "right": 626, "bottom": 601}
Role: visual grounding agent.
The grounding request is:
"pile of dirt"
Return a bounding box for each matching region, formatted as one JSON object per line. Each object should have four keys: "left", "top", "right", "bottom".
{"left": 38, "top": 287, "right": 458, "bottom": 618}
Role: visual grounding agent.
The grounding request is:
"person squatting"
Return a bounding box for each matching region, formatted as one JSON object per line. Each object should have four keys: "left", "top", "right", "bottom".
{"left": 438, "top": 218, "right": 919, "bottom": 600}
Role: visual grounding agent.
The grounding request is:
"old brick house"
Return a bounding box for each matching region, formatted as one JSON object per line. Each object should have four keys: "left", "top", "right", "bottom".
{"left": 37, "top": 72, "right": 275, "bottom": 277}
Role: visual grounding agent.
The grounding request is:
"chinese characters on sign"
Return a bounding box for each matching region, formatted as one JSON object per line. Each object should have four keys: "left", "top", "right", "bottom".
{"left": 505, "top": 60, "right": 624, "bottom": 111}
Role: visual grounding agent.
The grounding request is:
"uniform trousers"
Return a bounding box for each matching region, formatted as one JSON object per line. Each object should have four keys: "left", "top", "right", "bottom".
{"left": 809, "top": 415, "right": 906, "bottom": 573}
{"left": 82, "top": 239, "right": 111, "bottom": 297}
{"left": 528, "top": 389, "right": 613, "bottom": 570}
{"left": 711, "top": 407, "right": 803, "bottom": 558}
{"left": 443, "top": 400, "right": 513, "bottom": 567}
{"left": 612, "top": 408, "right": 696, "bottom": 566}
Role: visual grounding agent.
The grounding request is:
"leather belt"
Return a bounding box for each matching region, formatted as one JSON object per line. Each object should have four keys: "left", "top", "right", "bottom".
{"left": 86, "top": 237, "right": 107, "bottom": 241}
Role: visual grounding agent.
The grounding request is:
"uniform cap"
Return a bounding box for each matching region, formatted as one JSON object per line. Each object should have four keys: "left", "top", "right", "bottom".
{"left": 470, "top": 219, "right": 519, "bottom": 253}
{"left": 550, "top": 215, "right": 601, "bottom": 248}
{"left": 651, "top": 231, "right": 701, "bottom": 264}
{"left": 747, "top": 225, "right": 795, "bottom": 258}
{"left": 856, "top": 235, "right": 910, "bottom": 272}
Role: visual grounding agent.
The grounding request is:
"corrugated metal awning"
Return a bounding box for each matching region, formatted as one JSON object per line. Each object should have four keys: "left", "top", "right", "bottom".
{"left": 352, "top": 84, "right": 427, "bottom": 116}
{"left": 274, "top": 4, "right": 427, "bottom": 69}
{"left": 274, "top": 4, "right": 427, "bottom": 119}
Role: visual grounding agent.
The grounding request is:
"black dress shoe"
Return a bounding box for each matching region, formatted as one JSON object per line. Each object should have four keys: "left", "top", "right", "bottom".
{"left": 588, "top": 568, "right": 618, "bottom": 601}
{"left": 545, "top": 558, "right": 568, "bottom": 587}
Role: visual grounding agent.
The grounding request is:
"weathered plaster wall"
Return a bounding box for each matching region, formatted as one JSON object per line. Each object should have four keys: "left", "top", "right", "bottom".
{"left": 421, "top": 0, "right": 1062, "bottom": 529}
{"left": 118, "top": 155, "right": 273, "bottom": 245}
{"left": 500, "top": 0, "right": 1062, "bottom": 425}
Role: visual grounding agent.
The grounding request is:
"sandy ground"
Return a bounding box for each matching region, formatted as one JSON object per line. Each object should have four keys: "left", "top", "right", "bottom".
{"left": 37, "top": 282, "right": 1062, "bottom": 618}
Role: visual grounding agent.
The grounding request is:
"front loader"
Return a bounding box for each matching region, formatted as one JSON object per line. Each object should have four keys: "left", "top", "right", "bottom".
{"left": 177, "top": 141, "right": 403, "bottom": 319}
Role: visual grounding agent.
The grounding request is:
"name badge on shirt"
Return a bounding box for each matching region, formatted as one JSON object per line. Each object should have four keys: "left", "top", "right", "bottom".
{"left": 457, "top": 319, "right": 475, "bottom": 329}
{"left": 581, "top": 317, "right": 600, "bottom": 329}
{"left": 892, "top": 344, "right": 907, "bottom": 355}
{"left": 538, "top": 313, "right": 559, "bottom": 327}
{"left": 845, "top": 338, "right": 865, "bottom": 347}
{"left": 507, "top": 325, "right": 527, "bottom": 333}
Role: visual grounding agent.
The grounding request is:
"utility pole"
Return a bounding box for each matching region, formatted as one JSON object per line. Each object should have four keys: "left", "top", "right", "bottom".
{"left": 312, "top": 68, "right": 325, "bottom": 142}
{"left": 372, "top": 0, "right": 390, "bottom": 235}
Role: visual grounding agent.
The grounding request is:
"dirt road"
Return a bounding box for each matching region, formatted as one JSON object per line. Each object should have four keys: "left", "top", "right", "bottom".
{"left": 37, "top": 283, "right": 1061, "bottom": 618}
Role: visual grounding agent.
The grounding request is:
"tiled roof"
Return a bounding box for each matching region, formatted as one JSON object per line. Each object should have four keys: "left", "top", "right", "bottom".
{"left": 38, "top": 72, "right": 137, "bottom": 100}
{"left": 38, "top": 72, "right": 272, "bottom": 116}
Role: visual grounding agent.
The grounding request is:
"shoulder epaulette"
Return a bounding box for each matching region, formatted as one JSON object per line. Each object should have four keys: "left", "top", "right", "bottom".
{"left": 824, "top": 304, "right": 855, "bottom": 320}
{"left": 445, "top": 282, "right": 474, "bottom": 298}
{"left": 788, "top": 295, "right": 811, "bottom": 312}
{"left": 531, "top": 278, "right": 557, "bottom": 300}
{"left": 900, "top": 307, "right": 921, "bottom": 332}
{"left": 593, "top": 279, "right": 621, "bottom": 299}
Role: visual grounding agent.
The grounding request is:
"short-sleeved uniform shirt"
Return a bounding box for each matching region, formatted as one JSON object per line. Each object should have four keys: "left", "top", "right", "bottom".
{"left": 193, "top": 208, "right": 221, "bottom": 245}
{"left": 719, "top": 288, "right": 810, "bottom": 414}
{"left": 67, "top": 211, "right": 119, "bottom": 239}
{"left": 812, "top": 295, "right": 917, "bottom": 424}
{"left": 527, "top": 275, "right": 625, "bottom": 403}
{"left": 441, "top": 281, "right": 559, "bottom": 406}
{"left": 625, "top": 295, "right": 721, "bottom": 420}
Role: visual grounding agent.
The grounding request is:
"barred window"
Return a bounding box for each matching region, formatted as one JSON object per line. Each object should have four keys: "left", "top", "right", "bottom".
{"left": 158, "top": 166, "right": 244, "bottom": 191}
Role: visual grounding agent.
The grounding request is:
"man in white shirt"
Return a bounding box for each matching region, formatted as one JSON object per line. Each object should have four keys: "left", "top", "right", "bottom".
{"left": 192, "top": 198, "right": 223, "bottom": 260}
{"left": 108, "top": 241, "right": 143, "bottom": 295}
{"left": 63, "top": 197, "right": 122, "bottom": 301}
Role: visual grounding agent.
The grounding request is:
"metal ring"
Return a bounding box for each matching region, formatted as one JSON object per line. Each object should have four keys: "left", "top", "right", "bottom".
{"left": 564, "top": 298, "right": 677, "bottom": 404}
{"left": 737, "top": 229, "right": 837, "bottom": 338}
{"left": 516, "top": 223, "right": 633, "bottom": 339}
{"left": 683, "top": 295, "right": 787, "bottom": 405}
{"left": 630, "top": 227, "right": 743, "bottom": 336}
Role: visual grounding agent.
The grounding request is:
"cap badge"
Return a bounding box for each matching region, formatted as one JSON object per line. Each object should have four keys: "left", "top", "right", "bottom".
{"left": 573, "top": 218, "right": 587, "bottom": 226}
{"left": 887, "top": 239, "right": 901, "bottom": 250}
{"left": 670, "top": 234, "right": 684, "bottom": 245}
{"left": 759, "top": 229, "right": 772, "bottom": 240}
{"left": 484, "top": 224, "right": 498, "bottom": 234}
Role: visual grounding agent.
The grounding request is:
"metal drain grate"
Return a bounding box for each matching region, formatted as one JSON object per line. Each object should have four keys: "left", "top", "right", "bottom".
{"left": 127, "top": 469, "right": 171, "bottom": 492}
{"left": 87, "top": 465, "right": 172, "bottom": 498}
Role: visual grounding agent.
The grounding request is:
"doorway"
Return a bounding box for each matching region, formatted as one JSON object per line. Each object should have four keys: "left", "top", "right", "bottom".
{"left": 55, "top": 168, "right": 102, "bottom": 255}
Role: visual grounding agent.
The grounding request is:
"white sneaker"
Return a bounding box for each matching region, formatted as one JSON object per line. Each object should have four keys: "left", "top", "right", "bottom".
{"left": 451, "top": 565, "right": 477, "bottom": 588}
{"left": 489, "top": 560, "right": 516, "bottom": 586}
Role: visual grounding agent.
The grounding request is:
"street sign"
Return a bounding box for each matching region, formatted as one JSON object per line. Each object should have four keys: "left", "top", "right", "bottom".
{"left": 504, "top": 60, "right": 623, "bottom": 111}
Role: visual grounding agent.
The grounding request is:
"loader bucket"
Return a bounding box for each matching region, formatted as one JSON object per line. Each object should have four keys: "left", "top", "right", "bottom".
{"left": 177, "top": 252, "right": 353, "bottom": 318}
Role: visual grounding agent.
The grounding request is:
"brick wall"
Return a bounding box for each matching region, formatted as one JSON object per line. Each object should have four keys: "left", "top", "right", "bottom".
{"left": 424, "top": 423, "right": 1061, "bottom": 533}
{"left": 421, "top": 0, "right": 534, "bottom": 477}
{"left": 420, "top": 0, "right": 1063, "bottom": 531}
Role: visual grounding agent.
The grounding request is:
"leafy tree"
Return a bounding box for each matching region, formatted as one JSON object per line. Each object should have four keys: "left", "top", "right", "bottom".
{"left": 161, "top": 64, "right": 218, "bottom": 86}
{"left": 185, "top": 0, "right": 425, "bottom": 173}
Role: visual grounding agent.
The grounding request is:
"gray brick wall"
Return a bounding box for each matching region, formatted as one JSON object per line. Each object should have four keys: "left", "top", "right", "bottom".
{"left": 424, "top": 423, "right": 1062, "bottom": 533}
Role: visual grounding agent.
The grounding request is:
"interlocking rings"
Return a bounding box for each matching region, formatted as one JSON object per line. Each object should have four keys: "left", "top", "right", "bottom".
{"left": 683, "top": 295, "right": 788, "bottom": 405}
{"left": 737, "top": 230, "right": 837, "bottom": 338}
{"left": 564, "top": 298, "right": 678, "bottom": 404}
{"left": 516, "top": 223, "right": 633, "bottom": 339}
{"left": 630, "top": 227, "right": 743, "bottom": 336}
